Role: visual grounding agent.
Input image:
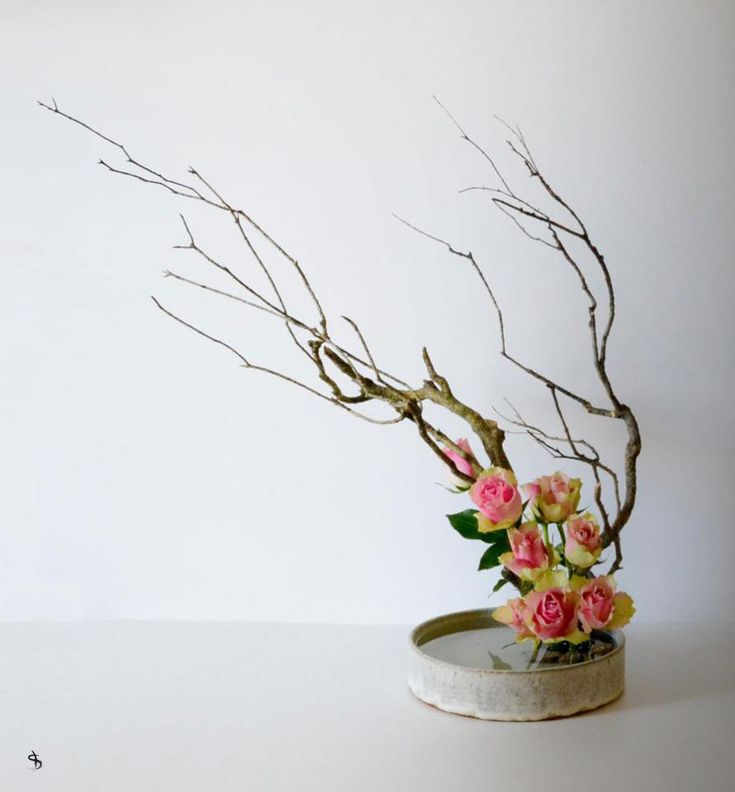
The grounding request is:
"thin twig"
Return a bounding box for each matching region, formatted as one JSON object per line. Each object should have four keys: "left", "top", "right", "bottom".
{"left": 152, "top": 297, "right": 403, "bottom": 425}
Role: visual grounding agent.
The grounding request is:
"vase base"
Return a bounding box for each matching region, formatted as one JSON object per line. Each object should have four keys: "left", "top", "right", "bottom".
{"left": 409, "top": 609, "right": 625, "bottom": 721}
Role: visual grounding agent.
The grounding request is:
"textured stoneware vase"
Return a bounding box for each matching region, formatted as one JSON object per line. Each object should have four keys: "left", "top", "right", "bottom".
{"left": 409, "top": 609, "right": 625, "bottom": 721}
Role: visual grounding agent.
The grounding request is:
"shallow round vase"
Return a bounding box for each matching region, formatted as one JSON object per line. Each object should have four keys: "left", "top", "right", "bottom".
{"left": 409, "top": 608, "right": 625, "bottom": 721}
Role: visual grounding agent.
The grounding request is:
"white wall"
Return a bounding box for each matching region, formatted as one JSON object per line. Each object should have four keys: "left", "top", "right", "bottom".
{"left": 1, "top": 0, "right": 733, "bottom": 623}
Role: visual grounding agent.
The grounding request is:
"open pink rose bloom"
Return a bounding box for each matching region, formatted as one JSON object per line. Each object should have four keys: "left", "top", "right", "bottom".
{"left": 469, "top": 468, "right": 523, "bottom": 531}
{"left": 524, "top": 588, "right": 579, "bottom": 641}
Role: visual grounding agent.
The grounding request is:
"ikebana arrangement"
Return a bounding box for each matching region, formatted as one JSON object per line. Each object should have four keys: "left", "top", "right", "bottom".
{"left": 40, "top": 98, "right": 641, "bottom": 680}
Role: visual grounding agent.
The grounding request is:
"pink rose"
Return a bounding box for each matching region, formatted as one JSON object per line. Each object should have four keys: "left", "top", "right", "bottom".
{"left": 577, "top": 576, "right": 635, "bottom": 633}
{"left": 470, "top": 467, "right": 522, "bottom": 531}
{"left": 524, "top": 588, "right": 579, "bottom": 640}
{"left": 499, "top": 523, "right": 550, "bottom": 579}
{"left": 492, "top": 597, "right": 534, "bottom": 640}
{"left": 442, "top": 437, "right": 475, "bottom": 479}
{"left": 524, "top": 471, "right": 581, "bottom": 524}
{"left": 565, "top": 512, "right": 602, "bottom": 568}
{"left": 577, "top": 577, "right": 615, "bottom": 632}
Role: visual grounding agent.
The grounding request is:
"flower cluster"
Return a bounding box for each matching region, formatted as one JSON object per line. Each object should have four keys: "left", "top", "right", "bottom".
{"left": 443, "top": 441, "right": 635, "bottom": 646}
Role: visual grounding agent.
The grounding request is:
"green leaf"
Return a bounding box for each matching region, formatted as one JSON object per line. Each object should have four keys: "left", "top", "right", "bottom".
{"left": 447, "top": 510, "right": 502, "bottom": 543}
{"left": 478, "top": 535, "right": 511, "bottom": 570}
{"left": 492, "top": 577, "right": 509, "bottom": 593}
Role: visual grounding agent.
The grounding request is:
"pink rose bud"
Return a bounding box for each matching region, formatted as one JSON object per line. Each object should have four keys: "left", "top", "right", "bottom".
{"left": 524, "top": 588, "right": 579, "bottom": 640}
{"left": 524, "top": 471, "right": 582, "bottom": 524}
{"left": 499, "top": 522, "right": 550, "bottom": 579}
{"left": 442, "top": 437, "right": 475, "bottom": 480}
{"left": 565, "top": 512, "right": 602, "bottom": 568}
{"left": 492, "top": 597, "right": 534, "bottom": 640}
{"left": 470, "top": 467, "right": 523, "bottom": 531}
{"left": 578, "top": 576, "right": 636, "bottom": 633}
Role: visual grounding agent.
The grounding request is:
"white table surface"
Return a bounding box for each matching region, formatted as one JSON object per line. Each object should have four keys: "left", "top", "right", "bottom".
{"left": 1, "top": 621, "right": 732, "bottom": 791}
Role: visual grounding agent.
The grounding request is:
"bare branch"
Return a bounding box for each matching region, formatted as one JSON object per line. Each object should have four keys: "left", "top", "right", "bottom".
{"left": 459, "top": 185, "right": 550, "bottom": 217}
{"left": 495, "top": 202, "right": 557, "bottom": 248}
{"left": 433, "top": 96, "right": 513, "bottom": 195}
{"left": 151, "top": 296, "right": 250, "bottom": 365}
{"left": 392, "top": 213, "right": 507, "bottom": 343}
{"left": 341, "top": 316, "right": 383, "bottom": 383}
{"left": 421, "top": 346, "right": 452, "bottom": 395}
{"left": 188, "top": 167, "right": 330, "bottom": 336}
{"left": 151, "top": 297, "right": 403, "bottom": 426}
{"left": 97, "top": 159, "right": 212, "bottom": 203}
{"left": 42, "top": 97, "right": 640, "bottom": 568}
{"left": 309, "top": 340, "right": 371, "bottom": 404}
{"left": 38, "top": 99, "right": 208, "bottom": 203}
{"left": 163, "top": 270, "right": 287, "bottom": 317}
{"left": 497, "top": 396, "right": 621, "bottom": 523}
{"left": 548, "top": 386, "right": 617, "bottom": 540}
{"left": 441, "top": 111, "right": 641, "bottom": 570}
{"left": 491, "top": 197, "right": 582, "bottom": 238}
{"left": 175, "top": 214, "right": 283, "bottom": 315}
{"left": 549, "top": 228, "right": 600, "bottom": 357}
{"left": 395, "top": 214, "right": 615, "bottom": 418}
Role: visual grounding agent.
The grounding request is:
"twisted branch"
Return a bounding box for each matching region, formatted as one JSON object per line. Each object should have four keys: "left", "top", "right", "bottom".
{"left": 413, "top": 102, "right": 641, "bottom": 573}
{"left": 40, "top": 98, "right": 640, "bottom": 575}
{"left": 40, "top": 99, "right": 512, "bottom": 483}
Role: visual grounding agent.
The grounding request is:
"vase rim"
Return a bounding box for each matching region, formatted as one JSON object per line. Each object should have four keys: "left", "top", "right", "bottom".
{"left": 409, "top": 607, "right": 624, "bottom": 675}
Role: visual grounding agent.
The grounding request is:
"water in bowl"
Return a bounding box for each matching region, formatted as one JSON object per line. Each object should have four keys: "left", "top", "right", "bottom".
{"left": 421, "top": 627, "right": 615, "bottom": 670}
